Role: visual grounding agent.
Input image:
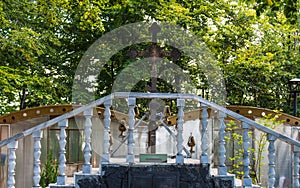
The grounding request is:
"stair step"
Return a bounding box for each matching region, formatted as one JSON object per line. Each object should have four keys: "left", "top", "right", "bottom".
{"left": 48, "top": 183, "right": 75, "bottom": 188}
{"left": 56, "top": 166, "right": 260, "bottom": 188}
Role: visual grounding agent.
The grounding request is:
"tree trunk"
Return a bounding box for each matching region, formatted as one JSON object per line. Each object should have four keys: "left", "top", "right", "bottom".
{"left": 19, "top": 88, "right": 27, "bottom": 110}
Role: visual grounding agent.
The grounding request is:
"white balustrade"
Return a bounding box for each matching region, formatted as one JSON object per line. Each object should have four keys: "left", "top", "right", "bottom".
{"left": 242, "top": 122, "right": 252, "bottom": 187}
{"left": 32, "top": 130, "right": 43, "bottom": 187}
{"left": 2, "top": 92, "right": 300, "bottom": 188}
{"left": 200, "top": 104, "right": 209, "bottom": 165}
{"left": 57, "top": 119, "right": 68, "bottom": 185}
{"left": 102, "top": 99, "right": 112, "bottom": 163}
{"left": 83, "top": 108, "right": 93, "bottom": 173}
{"left": 126, "top": 98, "right": 136, "bottom": 163}
{"left": 7, "top": 140, "right": 18, "bottom": 188}
{"left": 176, "top": 98, "right": 185, "bottom": 164}
{"left": 267, "top": 134, "right": 276, "bottom": 188}
{"left": 218, "top": 111, "right": 227, "bottom": 175}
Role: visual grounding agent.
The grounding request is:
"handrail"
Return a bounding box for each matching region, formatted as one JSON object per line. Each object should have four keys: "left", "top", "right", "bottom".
{"left": 115, "top": 92, "right": 300, "bottom": 147}
{"left": 1, "top": 92, "right": 300, "bottom": 149}
{"left": 0, "top": 94, "right": 112, "bottom": 147}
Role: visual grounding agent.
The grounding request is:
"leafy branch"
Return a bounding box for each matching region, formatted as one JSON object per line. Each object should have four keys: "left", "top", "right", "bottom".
{"left": 39, "top": 151, "right": 59, "bottom": 188}
{"left": 225, "top": 112, "right": 284, "bottom": 184}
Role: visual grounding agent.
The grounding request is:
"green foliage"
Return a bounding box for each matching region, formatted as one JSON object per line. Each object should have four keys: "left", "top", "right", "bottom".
{"left": 225, "top": 112, "right": 284, "bottom": 184}
{"left": 0, "top": 0, "right": 299, "bottom": 115}
{"left": 39, "top": 151, "right": 59, "bottom": 188}
{"left": 223, "top": 9, "right": 299, "bottom": 111}
{"left": 239, "top": 0, "right": 299, "bottom": 25}
{"left": 0, "top": 0, "right": 106, "bottom": 114}
{"left": 225, "top": 120, "right": 255, "bottom": 179}
{"left": 252, "top": 112, "right": 285, "bottom": 184}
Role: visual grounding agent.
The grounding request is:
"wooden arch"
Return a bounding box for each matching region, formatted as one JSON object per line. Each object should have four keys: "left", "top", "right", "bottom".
{"left": 0, "top": 105, "right": 299, "bottom": 126}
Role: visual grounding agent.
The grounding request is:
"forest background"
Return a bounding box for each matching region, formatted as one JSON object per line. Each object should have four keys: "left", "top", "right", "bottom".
{"left": 0, "top": 0, "right": 299, "bottom": 115}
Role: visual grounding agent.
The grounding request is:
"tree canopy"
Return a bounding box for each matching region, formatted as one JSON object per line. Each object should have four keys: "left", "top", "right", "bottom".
{"left": 0, "top": 0, "right": 299, "bottom": 115}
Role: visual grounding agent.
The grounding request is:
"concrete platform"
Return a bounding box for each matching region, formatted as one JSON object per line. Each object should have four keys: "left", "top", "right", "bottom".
{"left": 62, "top": 157, "right": 258, "bottom": 188}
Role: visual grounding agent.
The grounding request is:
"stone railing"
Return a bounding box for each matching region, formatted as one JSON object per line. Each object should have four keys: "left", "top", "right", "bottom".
{"left": 0, "top": 92, "right": 300, "bottom": 188}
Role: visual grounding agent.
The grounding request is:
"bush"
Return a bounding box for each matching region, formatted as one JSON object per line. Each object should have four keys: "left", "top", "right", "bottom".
{"left": 39, "top": 151, "right": 59, "bottom": 188}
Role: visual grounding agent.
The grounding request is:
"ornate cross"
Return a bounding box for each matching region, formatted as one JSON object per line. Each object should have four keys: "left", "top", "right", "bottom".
{"left": 128, "top": 22, "right": 181, "bottom": 153}
{"left": 128, "top": 22, "right": 181, "bottom": 92}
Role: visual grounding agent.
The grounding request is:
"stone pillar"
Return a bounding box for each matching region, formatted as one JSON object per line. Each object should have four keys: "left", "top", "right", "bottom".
{"left": 7, "top": 141, "right": 18, "bottom": 188}
{"left": 83, "top": 108, "right": 93, "bottom": 174}
{"left": 126, "top": 98, "right": 136, "bottom": 163}
{"left": 102, "top": 99, "right": 112, "bottom": 163}
{"left": 218, "top": 111, "right": 227, "bottom": 175}
{"left": 293, "top": 146, "right": 300, "bottom": 188}
{"left": 57, "top": 119, "right": 68, "bottom": 185}
{"left": 242, "top": 122, "right": 252, "bottom": 187}
{"left": 176, "top": 99, "right": 185, "bottom": 165}
{"left": 32, "top": 130, "right": 43, "bottom": 188}
{"left": 267, "top": 134, "right": 277, "bottom": 188}
{"left": 200, "top": 104, "right": 209, "bottom": 165}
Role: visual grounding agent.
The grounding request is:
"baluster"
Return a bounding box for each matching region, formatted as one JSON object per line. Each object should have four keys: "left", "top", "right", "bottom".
{"left": 83, "top": 108, "right": 93, "bottom": 173}
{"left": 242, "top": 122, "right": 252, "bottom": 187}
{"left": 126, "top": 98, "right": 136, "bottom": 163}
{"left": 200, "top": 104, "right": 209, "bottom": 165}
{"left": 102, "top": 99, "right": 112, "bottom": 163}
{"left": 267, "top": 134, "right": 277, "bottom": 188}
{"left": 57, "top": 119, "right": 68, "bottom": 185}
{"left": 32, "top": 130, "right": 43, "bottom": 187}
{"left": 218, "top": 111, "right": 227, "bottom": 175}
{"left": 293, "top": 146, "right": 300, "bottom": 188}
{"left": 7, "top": 141, "right": 18, "bottom": 188}
{"left": 176, "top": 98, "right": 185, "bottom": 164}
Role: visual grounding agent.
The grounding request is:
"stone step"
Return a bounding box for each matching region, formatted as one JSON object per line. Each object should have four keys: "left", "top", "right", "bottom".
{"left": 49, "top": 163, "right": 259, "bottom": 188}
{"left": 52, "top": 175, "right": 260, "bottom": 188}
{"left": 62, "top": 164, "right": 234, "bottom": 188}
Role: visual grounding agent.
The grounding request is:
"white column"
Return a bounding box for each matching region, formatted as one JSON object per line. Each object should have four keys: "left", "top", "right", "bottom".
{"left": 32, "top": 130, "right": 43, "bottom": 188}
{"left": 200, "top": 104, "right": 208, "bottom": 165}
{"left": 293, "top": 146, "right": 300, "bottom": 188}
{"left": 218, "top": 111, "right": 227, "bottom": 175}
{"left": 267, "top": 134, "right": 277, "bottom": 188}
{"left": 83, "top": 108, "right": 93, "bottom": 173}
{"left": 7, "top": 140, "right": 18, "bottom": 188}
{"left": 242, "top": 122, "right": 252, "bottom": 187}
{"left": 57, "top": 119, "right": 68, "bottom": 185}
{"left": 102, "top": 99, "right": 112, "bottom": 163}
{"left": 176, "top": 98, "right": 185, "bottom": 164}
{"left": 126, "top": 98, "right": 136, "bottom": 163}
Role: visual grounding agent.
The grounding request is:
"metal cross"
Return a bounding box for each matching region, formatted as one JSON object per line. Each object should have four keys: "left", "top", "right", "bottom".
{"left": 128, "top": 22, "right": 181, "bottom": 153}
